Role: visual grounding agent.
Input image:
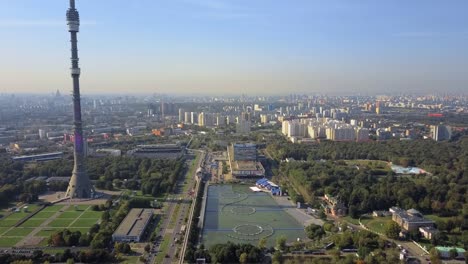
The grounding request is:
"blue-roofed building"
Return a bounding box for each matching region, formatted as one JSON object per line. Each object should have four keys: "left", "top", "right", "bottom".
{"left": 256, "top": 178, "right": 282, "bottom": 195}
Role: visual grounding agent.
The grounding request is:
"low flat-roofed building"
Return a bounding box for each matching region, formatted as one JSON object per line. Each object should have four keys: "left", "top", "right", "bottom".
{"left": 231, "top": 160, "right": 265, "bottom": 177}
{"left": 390, "top": 207, "right": 434, "bottom": 231}
{"left": 129, "top": 144, "right": 184, "bottom": 159}
{"left": 419, "top": 226, "right": 439, "bottom": 240}
{"left": 435, "top": 247, "right": 466, "bottom": 260}
{"left": 12, "top": 152, "right": 63, "bottom": 162}
{"left": 112, "top": 208, "right": 153, "bottom": 242}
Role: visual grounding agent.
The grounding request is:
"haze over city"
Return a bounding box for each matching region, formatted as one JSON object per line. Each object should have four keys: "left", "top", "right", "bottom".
{"left": 1, "top": 0, "right": 468, "bottom": 95}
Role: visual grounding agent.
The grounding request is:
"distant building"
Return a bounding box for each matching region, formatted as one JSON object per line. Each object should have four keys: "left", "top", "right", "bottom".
{"left": 129, "top": 144, "right": 184, "bottom": 159}
{"left": 372, "top": 210, "right": 392, "bottom": 217}
{"left": 233, "top": 143, "right": 257, "bottom": 161}
{"left": 260, "top": 114, "right": 270, "bottom": 124}
{"left": 95, "top": 148, "right": 122, "bottom": 157}
{"left": 38, "top": 129, "right": 47, "bottom": 140}
{"left": 435, "top": 247, "right": 466, "bottom": 260}
{"left": 184, "top": 112, "right": 191, "bottom": 124}
{"left": 191, "top": 112, "right": 198, "bottom": 125}
{"left": 12, "top": 152, "right": 63, "bottom": 162}
{"left": 419, "top": 226, "right": 439, "bottom": 240}
{"left": 256, "top": 178, "right": 281, "bottom": 195}
{"left": 228, "top": 143, "right": 264, "bottom": 178}
{"left": 389, "top": 207, "right": 434, "bottom": 231}
{"left": 236, "top": 120, "right": 251, "bottom": 134}
{"left": 178, "top": 108, "right": 185, "bottom": 122}
{"left": 216, "top": 114, "right": 226, "bottom": 127}
{"left": 431, "top": 125, "right": 451, "bottom": 141}
{"left": 112, "top": 208, "right": 153, "bottom": 242}
{"left": 323, "top": 194, "right": 347, "bottom": 217}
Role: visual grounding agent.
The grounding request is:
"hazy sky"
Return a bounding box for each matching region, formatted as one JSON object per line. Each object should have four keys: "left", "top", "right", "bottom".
{"left": 1, "top": 0, "right": 467, "bottom": 95}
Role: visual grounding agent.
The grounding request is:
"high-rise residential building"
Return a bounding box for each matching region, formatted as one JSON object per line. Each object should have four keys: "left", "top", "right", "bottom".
{"left": 260, "top": 114, "right": 270, "bottom": 124}
{"left": 184, "top": 112, "right": 191, "bottom": 124}
{"left": 198, "top": 112, "right": 206, "bottom": 127}
{"left": 216, "top": 114, "right": 225, "bottom": 127}
{"left": 236, "top": 120, "right": 251, "bottom": 134}
{"left": 38, "top": 129, "right": 47, "bottom": 140}
{"left": 190, "top": 112, "right": 198, "bottom": 125}
{"left": 356, "top": 128, "right": 369, "bottom": 142}
{"left": 281, "top": 121, "right": 290, "bottom": 135}
{"left": 65, "top": 0, "right": 95, "bottom": 198}
{"left": 178, "top": 108, "right": 185, "bottom": 122}
{"left": 431, "top": 125, "right": 451, "bottom": 141}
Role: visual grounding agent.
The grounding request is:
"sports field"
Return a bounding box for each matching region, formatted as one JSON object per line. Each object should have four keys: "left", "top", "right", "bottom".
{"left": 202, "top": 184, "right": 307, "bottom": 247}
{"left": 0, "top": 204, "right": 102, "bottom": 247}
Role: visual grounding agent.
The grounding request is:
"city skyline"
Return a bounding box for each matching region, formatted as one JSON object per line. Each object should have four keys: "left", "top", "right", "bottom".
{"left": 1, "top": 0, "right": 468, "bottom": 95}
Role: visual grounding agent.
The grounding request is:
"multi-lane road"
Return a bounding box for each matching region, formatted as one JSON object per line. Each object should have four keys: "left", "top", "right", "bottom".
{"left": 147, "top": 150, "right": 206, "bottom": 264}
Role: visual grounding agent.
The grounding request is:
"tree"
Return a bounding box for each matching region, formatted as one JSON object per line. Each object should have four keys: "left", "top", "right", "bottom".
{"left": 276, "top": 236, "right": 287, "bottom": 251}
{"left": 239, "top": 252, "right": 248, "bottom": 264}
{"left": 429, "top": 247, "right": 442, "bottom": 264}
{"left": 305, "top": 224, "right": 325, "bottom": 239}
{"left": 329, "top": 248, "right": 341, "bottom": 262}
{"left": 385, "top": 222, "right": 400, "bottom": 239}
{"left": 449, "top": 248, "right": 458, "bottom": 259}
{"left": 272, "top": 251, "right": 282, "bottom": 264}
{"left": 144, "top": 244, "right": 151, "bottom": 253}
{"left": 258, "top": 237, "right": 267, "bottom": 249}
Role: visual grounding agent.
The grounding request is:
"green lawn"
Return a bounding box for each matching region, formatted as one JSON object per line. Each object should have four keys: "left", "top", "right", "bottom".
{"left": 0, "top": 204, "right": 104, "bottom": 248}
{"left": 34, "top": 211, "right": 56, "bottom": 218}
{"left": 343, "top": 216, "right": 361, "bottom": 225}
{"left": 0, "top": 227, "right": 10, "bottom": 234}
{"left": 70, "top": 218, "right": 99, "bottom": 227}
{"left": 0, "top": 237, "right": 24, "bottom": 247}
{"left": 48, "top": 219, "right": 73, "bottom": 228}
{"left": 36, "top": 228, "right": 62, "bottom": 237}
{"left": 80, "top": 211, "right": 103, "bottom": 219}
{"left": 57, "top": 211, "right": 83, "bottom": 219}
{"left": 66, "top": 205, "right": 90, "bottom": 211}
{"left": 42, "top": 205, "right": 67, "bottom": 212}
{"left": 4, "top": 227, "right": 34, "bottom": 236}
{"left": 362, "top": 216, "right": 392, "bottom": 234}
{"left": 120, "top": 255, "right": 143, "bottom": 264}
{"left": 168, "top": 204, "right": 181, "bottom": 229}
{"left": 20, "top": 218, "right": 46, "bottom": 228}
{"left": 0, "top": 219, "right": 19, "bottom": 227}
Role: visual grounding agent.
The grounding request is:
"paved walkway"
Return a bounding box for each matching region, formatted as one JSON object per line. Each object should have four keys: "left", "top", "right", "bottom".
{"left": 272, "top": 196, "right": 324, "bottom": 227}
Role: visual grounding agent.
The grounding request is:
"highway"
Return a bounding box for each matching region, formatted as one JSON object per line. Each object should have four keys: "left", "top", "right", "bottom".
{"left": 147, "top": 149, "right": 206, "bottom": 264}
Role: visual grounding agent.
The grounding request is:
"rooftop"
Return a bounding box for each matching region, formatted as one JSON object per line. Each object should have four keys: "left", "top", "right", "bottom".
{"left": 113, "top": 208, "right": 153, "bottom": 238}
{"left": 390, "top": 207, "right": 434, "bottom": 224}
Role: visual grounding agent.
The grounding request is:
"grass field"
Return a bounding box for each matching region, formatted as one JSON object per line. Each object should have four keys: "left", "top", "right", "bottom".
{"left": 120, "top": 255, "right": 143, "bottom": 264}
{"left": 0, "top": 237, "right": 24, "bottom": 247}
{"left": 0, "top": 227, "right": 9, "bottom": 234}
{"left": 202, "top": 184, "right": 307, "bottom": 247}
{"left": 4, "top": 227, "right": 34, "bottom": 236}
{"left": 0, "top": 204, "right": 102, "bottom": 247}
{"left": 361, "top": 216, "right": 392, "bottom": 234}
{"left": 343, "top": 216, "right": 360, "bottom": 225}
